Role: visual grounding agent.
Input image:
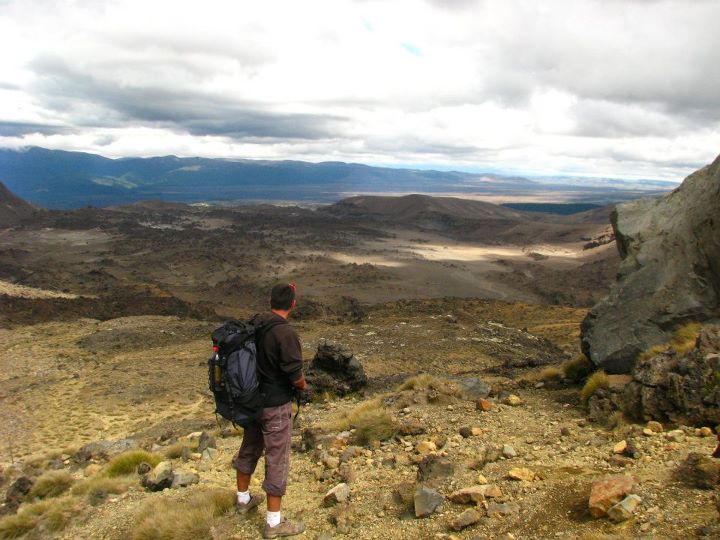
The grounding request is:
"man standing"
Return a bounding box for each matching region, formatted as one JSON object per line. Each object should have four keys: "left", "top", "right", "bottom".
{"left": 233, "top": 283, "right": 307, "bottom": 538}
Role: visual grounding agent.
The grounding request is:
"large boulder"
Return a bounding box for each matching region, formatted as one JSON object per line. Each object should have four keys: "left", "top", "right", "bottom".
{"left": 305, "top": 340, "right": 367, "bottom": 399}
{"left": 581, "top": 154, "right": 720, "bottom": 373}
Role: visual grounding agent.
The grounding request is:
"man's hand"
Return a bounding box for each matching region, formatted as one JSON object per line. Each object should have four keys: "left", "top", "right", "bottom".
{"left": 292, "top": 373, "right": 308, "bottom": 392}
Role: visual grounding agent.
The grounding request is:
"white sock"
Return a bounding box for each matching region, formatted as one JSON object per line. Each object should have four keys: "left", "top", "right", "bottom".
{"left": 266, "top": 510, "right": 281, "bottom": 527}
{"left": 237, "top": 490, "right": 251, "bottom": 505}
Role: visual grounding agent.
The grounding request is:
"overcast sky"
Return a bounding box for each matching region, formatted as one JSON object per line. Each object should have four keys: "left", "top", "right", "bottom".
{"left": 1, "top": 0, "right": 718, "bottom": 181}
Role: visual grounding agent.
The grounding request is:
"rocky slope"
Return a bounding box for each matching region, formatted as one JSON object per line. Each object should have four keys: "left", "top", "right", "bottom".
{"left": 0, "top": 182, "right": 39, "bottom": 227}
{"left": 581, "top": 153, "right": 720, "bottom": 373}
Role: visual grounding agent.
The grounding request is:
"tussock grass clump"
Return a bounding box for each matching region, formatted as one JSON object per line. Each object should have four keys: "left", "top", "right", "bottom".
{"left": 0, "top": 497, "right": 81, "bottom": 538}
{"left": 162, "top": 440, "right": 198, "bottom": 459}
{"left": 563, "top": 354, "right": 593, "bottom": 382}
{"left": 105, "top": 450, "right": 162, "bottom": 478}
{"left": 396, "top": 373, "right": 455, "bottom": 393}
{"left": 395, "top": 374, "right": 460, "bottom": 401}
{"left": 131, "top": 488, "right": 235, "bottom": 540}
{"left": 580, "top": 371, "right": 609, "bottom": 405}
{"left": 540, "top": 366, "right": 562, "bottom": 381}
{"left": 312, "top": 390, "right": 337, "bottom": 403}
{"left": 638, "top": 322, "right": 703, "bottom": 362}
{"left": 28, "top": 471, "right": 75, "bottom": 499}
{"left": 321, "top": 398, "right": 397, "bottom": 446}
{"left": 71, "top": 476, "right": 133, "bottom": 504}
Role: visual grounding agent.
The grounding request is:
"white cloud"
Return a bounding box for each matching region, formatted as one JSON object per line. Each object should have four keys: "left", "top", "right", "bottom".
{"left": 0, "top": 0, "right": 718, "bottom": 181}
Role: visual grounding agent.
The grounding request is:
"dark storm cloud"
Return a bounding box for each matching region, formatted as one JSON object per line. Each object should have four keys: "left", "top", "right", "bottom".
{"left": 0, "top": 121, "right": 72, "bottom": 136}
{"left": 29, "top": 56, "right": 345, "bottom": 140}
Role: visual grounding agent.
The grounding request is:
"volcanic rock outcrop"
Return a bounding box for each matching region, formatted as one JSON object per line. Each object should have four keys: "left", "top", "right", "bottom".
{"left": 305, "top": 340, "right": 368, "bottom": 400}
{"left": 581, "top": 154, "right": 720, "bottom": 373}
{"left": 620, "top": 325, "right": 720, "bottom": 425}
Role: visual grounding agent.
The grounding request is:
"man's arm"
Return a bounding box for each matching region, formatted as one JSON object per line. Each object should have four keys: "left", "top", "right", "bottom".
{"left": 276, "top": 326, "right": 306, "bottom": 390}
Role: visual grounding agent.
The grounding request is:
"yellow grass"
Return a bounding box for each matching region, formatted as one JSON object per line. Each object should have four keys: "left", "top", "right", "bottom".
{"left": 28, "top": 471, "right": 75, "bottom": 499}
{"left": 0, "top": 496, "right": 81, "bottom": 539}
{"left": 104, "top": 450, "right": 162, "bottom": 478}
{"left": 562, "top": 354, "right": 593, "bottom": 382}
{"left": 540, "top": 366, "right": 562, "bottom": 381}
{"left": 71, "top": 476, "right": 134, "bottom": 504}
{"left": 638, "top": 322, "right": 702, "bottom": 362}
{"left": 162, "top": 440, "right": 198, "bottom": 459}
{"left": 320, "top": 398, "right": 397, "bottom": 446}
{"left": 580, "top": 371, "right": 609, "bottom": 405}
{"left": 131, "top": 488, "right": 236, "bottom": 540}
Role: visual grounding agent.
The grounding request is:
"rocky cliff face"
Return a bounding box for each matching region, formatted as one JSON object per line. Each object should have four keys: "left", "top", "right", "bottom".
{"left": 581, "top": 154, "right": 720, "bottom": 373}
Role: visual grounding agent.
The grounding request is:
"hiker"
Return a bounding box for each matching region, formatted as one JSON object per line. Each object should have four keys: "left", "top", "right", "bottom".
{"left": 234, "top": 282, "right": 307, "bottom": 539}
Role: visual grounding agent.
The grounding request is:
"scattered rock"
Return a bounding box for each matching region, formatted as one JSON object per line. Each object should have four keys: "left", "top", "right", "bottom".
{"left": 450, "top": 508, "right": 483, "bottom": 531}
{"left": 416, "top": 441, "right": 437, "bottom": 455}
{"left": 677, "top": 452, "right": 720, "bottom": 489}
{"left": 74, "top": 438, "right": 138, "bottom": 463}
{"left": 589, "top": 474, "right": 637, "bottom": 518}
{"left": 330, "top": 502, "right": 357, "bottom": 534}
{"left": 502, "top": 445, "right": 517, "bottom": 459}
{"left": 141, "top": 461, "right": 174, "bottom": 492}
{"left": 613, "top": 440, "right": 628, "bottom": 454}
{"left": 475, "top": 398, "right": 493, "bottom": 412}
{"left": 171, "top": 471, "right": 199, "bottom": 489}
{"left": 646, "top": 421, "right": 664, "bottom": 433}
{"left": 459, "top": 427, "right": 473, "bottom": 438}
{"left": 607, "top": 494, "right": 642, "bottom": 522}
{"left": 3, "top": 476, "right": 33, "bottom": 513}
{"left": 503, "top": 395, "right": 523, "bottom": 407}
{"left": 392, "top": 481, "right": 416, "bottom": 509}
{"left": 698, "top": 427, "right": 714, "bottom": 437}
{"left": 398, "top": 420, "right": 426, "bottom": 436}
{"left": 454, "top": 377, "right": 491, "bottom": 399}
{"left": 414, "top": 486, "right": 443, "bottom": 518}
{"left": 417, "top": 455, "right": 455, "bottom": 482}
{"left": 340, "top": 446, "right": 363, "bottom": 463}
{"left": 136, "top": 462, "right": 152, "bottom": 475}
{"left": 324, "top": 483, "right": 351, "bottom": 506}
{"left": 507, "top": 468, "right": 535, "bottom": 482}
{"left": 197, "top": 431, "right": 216, "bottom": 453}
{"left": 449, "top": 485, "right": 502, "bottom": 504}
{"left": 487, "top": 502, "right": 520, "bottom": 517}
{"left": 201, "top": 448, "right": 217, "bottom": 461}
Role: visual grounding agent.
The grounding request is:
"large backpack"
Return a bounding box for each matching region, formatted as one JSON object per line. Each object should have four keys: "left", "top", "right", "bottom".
{"left": 207, "top": 318, "right": 284, "bottom": 427}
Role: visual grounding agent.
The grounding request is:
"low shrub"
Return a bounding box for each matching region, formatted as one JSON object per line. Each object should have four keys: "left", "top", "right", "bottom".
{"left": 0, "top": 497, "right": 81, "bottom": 538}
{"left": 540, "top": 366, "right": 562, "bottom": 381}
{"left": 28, "top": 471, "right": 75, "bottom": 499}
{"left": 131, "top": 488, "right": 236, "bottom": 540}
{"left": 580, "top": 371, "right": 609, "bottom": 405}
{"left": 105, "top": 450, "right": 162, "bottom": 478}
{"left": 71, "top": 477, "right": 133, "bottom": 505}
{"left": 162, "top": 440, "right": 198, "bottom": 459}
{"left": 563, "top": 354, "right": 593, "bottom": 382}
{"left": 320, "top": 398, "right": 397, "bottom": 446}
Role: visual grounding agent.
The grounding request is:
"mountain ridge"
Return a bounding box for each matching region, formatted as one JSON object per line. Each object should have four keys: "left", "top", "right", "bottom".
{"left": 0, "top": 147, "right": 670, "bottom": 209}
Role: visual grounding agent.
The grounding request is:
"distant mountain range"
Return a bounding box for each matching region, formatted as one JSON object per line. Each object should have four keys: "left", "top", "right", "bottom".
{"left": 0, "top": 147, "right": 674, "bottom": 209}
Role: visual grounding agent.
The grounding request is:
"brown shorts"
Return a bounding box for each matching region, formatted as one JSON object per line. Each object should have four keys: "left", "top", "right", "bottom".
{"left": 232, "top": 402, "right": 292, "bottom": 497}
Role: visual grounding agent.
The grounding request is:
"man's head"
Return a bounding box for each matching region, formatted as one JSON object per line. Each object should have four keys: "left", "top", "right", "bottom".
{"left": 270, "top": 282, "right": 296, "bottom": 311}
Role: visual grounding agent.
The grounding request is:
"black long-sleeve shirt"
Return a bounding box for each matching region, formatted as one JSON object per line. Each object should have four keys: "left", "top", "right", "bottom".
{"left": 255, "top": 312, "right": 304, "bottom": 407}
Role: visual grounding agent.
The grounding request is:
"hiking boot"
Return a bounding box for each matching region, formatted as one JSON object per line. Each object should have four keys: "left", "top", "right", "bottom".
{"left": 236, "top": 493, "right": 264, "bottom": 515}
{"left": 262, "top": 518, "right": 306, "bottom": 538}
